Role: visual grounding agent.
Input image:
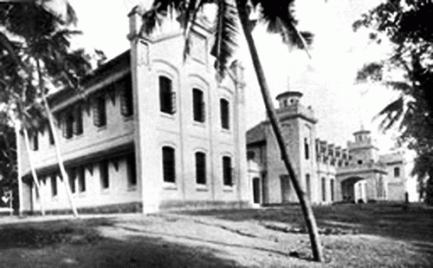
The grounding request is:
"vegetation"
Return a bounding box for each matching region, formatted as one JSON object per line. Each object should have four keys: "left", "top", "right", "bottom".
{"left": 0, "top": 1, "right": 93, "bottom": 216}
{"left": 354, "top": 0, "right": 433, "bottom": 204}
{"left": 140, "top": 0, "right": 321, "bottom": 261}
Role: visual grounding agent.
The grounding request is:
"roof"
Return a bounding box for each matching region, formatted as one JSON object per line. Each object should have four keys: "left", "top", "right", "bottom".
{"left": 47, "top": 50, "right": 131, "bottom": 106}
{"left": 276, "top": 91, "right": 303, "bottom": 100}
{"left": 246, "top": 122, "right": 267, "bottom": 145}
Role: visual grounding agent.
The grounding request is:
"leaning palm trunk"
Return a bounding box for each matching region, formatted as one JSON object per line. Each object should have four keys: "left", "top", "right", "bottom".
{"left": 235, "top": 2, "right": 323, "bottom": 262}
{"left": 36, "top": 60, "right": 79, "bottom": 217}
{"left": 22, "top": 127, "right": 46, "bottom": 216}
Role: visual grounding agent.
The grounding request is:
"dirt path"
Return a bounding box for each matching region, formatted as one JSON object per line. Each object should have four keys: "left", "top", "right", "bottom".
{"left": 0, "top": 204, "right": 432, "bottom": 267}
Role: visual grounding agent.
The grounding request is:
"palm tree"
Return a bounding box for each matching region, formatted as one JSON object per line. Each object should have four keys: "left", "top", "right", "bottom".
{"left": 140, "top": 0, "right": 323, "bottom": 261}
{"left": 0, "top": 1, "right": 91, "bottom": 217}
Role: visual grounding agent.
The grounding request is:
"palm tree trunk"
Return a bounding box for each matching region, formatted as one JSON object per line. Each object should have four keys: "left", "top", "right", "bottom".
{"left": 22, "top": 127, "right": 46, "bottom": 216}
{"left": 15, "top": 123, "right": 24, "bottom": 216}
{"left": 36, "top": 60, "right": 79, "bottom": 217}
{"left": 235, "top": 1, "right": 323, "bottom": 262}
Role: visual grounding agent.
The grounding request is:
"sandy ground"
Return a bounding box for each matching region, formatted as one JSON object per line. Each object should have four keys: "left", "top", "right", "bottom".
{"left": 0, "top": 203, "right": 432, "bottom": 267}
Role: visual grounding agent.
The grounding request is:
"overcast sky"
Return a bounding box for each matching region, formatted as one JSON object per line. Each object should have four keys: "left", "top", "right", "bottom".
{"left": 68, "top": 0, "right": 399, "bottom": 151}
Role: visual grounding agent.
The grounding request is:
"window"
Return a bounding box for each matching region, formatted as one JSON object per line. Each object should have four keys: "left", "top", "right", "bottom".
{"left": 304, "top": 138, "right": 309, "bottom": 160}
{"left": 77, "top": 166, "right": 85, "bottom": 193}
{"left": 50, "top": 174, "right": 57, "bottom": 197}
{"left": 48, "top": 125, "right": 54, "bottom": 145}
{"left": 162, "top": 146, "right": 175, "bottom": 183}
{"left": 394, "top": 167, "right": 400, "bottom": 177}
{"left": 193, "top": 88, "right": 205, "bottom": 122}
{"left": 220, "top": 98, "right": 230, "bottom": 129}
{"left": 63, "top": 112, "right": 73, "bottom": 139}
{"left": 322, "top": 177, "right": 326, "bottom": 202}
{"left": 195, "top": 152, "right": 206, "bottom": 185}
{"left": 159, "top": 76, "right": 175, "bottom": 114}
{"left": 73, "top": 105, "right": 83, "bottom": 135}
{"left": 100, "top": 160, "right": 109, "bottom": 189}
{"left": 357, "top": 160, "right": 363, "bottom": 165}
{"left": 93, "top": 95, "right": 106, "bottom": 127}
{"left": 68, "top": 168, "right": 76, "bottom": 194}
{"left": 222, "top": 156, "right": 232, "bottom": 186}
{"left": 127, "top": 153, "right": 137, "bottom": 187}
{"left": 30, "top": 131, "right": 38, "bottom": 151}
{"left": 120, "top": 76, "right": 134, "bottom": 116}
{"left": 247, "top": 151, "right": 255, "bottom": 160}
{"left": 305, "top": 174, "right": 311, "bottom": 200}
{"left": 330, "top": 179, "right": 335, "bottom": 201}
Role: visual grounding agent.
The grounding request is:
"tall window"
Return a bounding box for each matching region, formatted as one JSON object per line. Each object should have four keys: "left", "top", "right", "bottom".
{"left": 73, "top": 105, "right": 83, "bottom": 135}
{"left": 220, "top": 98, "right": 230, "bottom": 129}
{"left": 127, "top": 153, "right": 137, "bottom": 187}
{"left": 222, "top": 156, "right": 232, "bottom": 186}
{"left": 322, "top": 177, "right": 326, "bottom": 202}
{"left": 394, "top": 167, "right": 400, "bottom": 177}
{"left": 100, "top": 160, "right": 109, "bottom": 189}
{"left": 304, "top": 138, "right": 309, "bottom": 160}
{"left": 195, "top": 152, "right": 206, "bottom": 184}
{"left": 305, "top": 174, "right": 311, "bottom": 200}
{"left": 193, "top": 88, "right": 205, "bottom": 122}
{"left": 68, "top": 168, "right": 76, "bottom": 194}
{"left": 51, "top": 174, "right": 57, "bottom": 197}
{"left": 120, "top": 76, "right": 134, "bottom": 116}
{"left": 63, "top": 111, "right": 74, "bottom": 139}
{"left": 159, "top": 76, "right": 175, "bottom": 114}
{"left": 93, "top": 95, "right": 106, "bottom": 127}
{"left": 330, "top": 179, "right": 335, "bottom": 202}
{"left": 77, "top": 166, "right": 85, "bottom": 193}
{"left": 30, "top": 131, "right": 38, "bottom": 151}
{"left": 162, "top": 146, "right": 175, "bottom": 183}
{"left": 48, "top": 125, "right": 54, "bottom": 145}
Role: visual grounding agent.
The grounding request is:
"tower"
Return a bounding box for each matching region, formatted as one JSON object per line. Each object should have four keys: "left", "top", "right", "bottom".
{"left": 274, "top": 91, "right": 320, "bottom": 203}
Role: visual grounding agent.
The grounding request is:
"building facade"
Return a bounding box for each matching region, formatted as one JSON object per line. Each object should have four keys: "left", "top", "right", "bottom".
{"left": 246, "top": 90, "right": 412, "bottom": 205}
{"left": 18, "top": 10, "right": 250, "bottom": 214}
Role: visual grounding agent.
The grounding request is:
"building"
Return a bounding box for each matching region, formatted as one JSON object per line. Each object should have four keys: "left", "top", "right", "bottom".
{"left": 246, "top": 90, "right": 412, "bottom": 205}
{"left": 17, "top": 9, "right": 250, "bottom": 214}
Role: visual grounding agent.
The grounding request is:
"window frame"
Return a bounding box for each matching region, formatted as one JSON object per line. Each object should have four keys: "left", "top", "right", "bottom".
{"left": 162, "top": 146, "right": 176, "bottom": 183}
{"left": 195, "top": 152, "right": 206, "bottom": 185}
{"left": 159, "top": 76, "right": 176, "bottom": 115}
{"left": 193, "top": 88, "right": 205, "bottom": 123}
{"left": 222, "top": 156, "right": 233, "bottom": 186}
{"left": 220, "top": 98, "right": 230, "bottom": 130}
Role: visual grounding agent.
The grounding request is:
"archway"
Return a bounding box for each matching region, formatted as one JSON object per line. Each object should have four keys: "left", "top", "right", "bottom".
{"left": 341, "top": 176, "right": 366, "bottom": 203}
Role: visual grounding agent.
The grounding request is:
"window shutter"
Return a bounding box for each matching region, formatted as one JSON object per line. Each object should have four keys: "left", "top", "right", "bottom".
{"left": 73, "top": 105, "right": 83, "bottom": 135}
{"left": 201, "top": 101, "right": 205, "bottom": 122}
{"left": 93, "top": 98, "right": 100, "bottom": 127}
{"left": 62, "top": 113, "right": 67, "bottom": 138}
{"left": 171, "top": 91, "right": 176, "bottom": 114}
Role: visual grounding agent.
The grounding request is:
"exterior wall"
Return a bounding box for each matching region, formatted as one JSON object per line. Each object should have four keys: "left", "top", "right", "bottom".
{"left": 18, "top": 10, "right": 249, "bottom": 214}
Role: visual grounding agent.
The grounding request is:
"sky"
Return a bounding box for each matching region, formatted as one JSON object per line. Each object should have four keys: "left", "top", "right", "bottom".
{"left": 67, "top": 0, "right": 399, "bottom": 151}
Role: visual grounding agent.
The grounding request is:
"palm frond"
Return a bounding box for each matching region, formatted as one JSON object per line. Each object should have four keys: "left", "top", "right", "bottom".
{"left": 210, "top": 0, "right": 238, "bottom": 78}
{"left": 375, "top": 96, "right": 404, "bottom": 131}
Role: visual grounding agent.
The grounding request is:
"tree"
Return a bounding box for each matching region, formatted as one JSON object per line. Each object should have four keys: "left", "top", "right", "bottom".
{"left": 354, "top": 0, "right": 433, "bottom": 205}
{"left": 140, "top": 0, "right": 322, "bottom": 261}
{"left": 0, "top": 1, "right": 92, "bottom": 216}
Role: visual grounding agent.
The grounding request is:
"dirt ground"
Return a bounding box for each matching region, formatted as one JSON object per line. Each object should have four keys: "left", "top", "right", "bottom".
{"left": 0, "top": 203, "right": 432, "bottom": 267}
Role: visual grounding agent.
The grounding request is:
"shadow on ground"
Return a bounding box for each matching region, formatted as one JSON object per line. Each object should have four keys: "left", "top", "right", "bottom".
{"left": 0, "top": 218, "right": 247, "bottom": 268}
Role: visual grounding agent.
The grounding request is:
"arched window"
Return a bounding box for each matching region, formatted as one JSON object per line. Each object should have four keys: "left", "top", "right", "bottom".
{"left": 195, "top": 152, "right": 206, "bottom": 184}
{"left": 220, "top": 98, "right": 230, "bottom": 129}
{"left": 222, "top": 156, "right": 232, "bottom": 186}
{"left": 162, "top": 146, "right": 176, "bottom": 182}
{"left": 193, "top": 88, "right": 205, "bottom": 122}
{"left": 159, "top": 76, "right": 175, "bottom": 114}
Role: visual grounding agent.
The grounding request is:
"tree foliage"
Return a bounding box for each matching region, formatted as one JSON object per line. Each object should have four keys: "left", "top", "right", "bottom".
{"left": 354, "top": 0, "right": 433, "bottom": 204}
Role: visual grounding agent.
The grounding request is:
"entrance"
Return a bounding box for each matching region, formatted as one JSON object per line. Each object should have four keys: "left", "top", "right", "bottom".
{"left": 252, "top": 177, "right": 261, "bottom": 204}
